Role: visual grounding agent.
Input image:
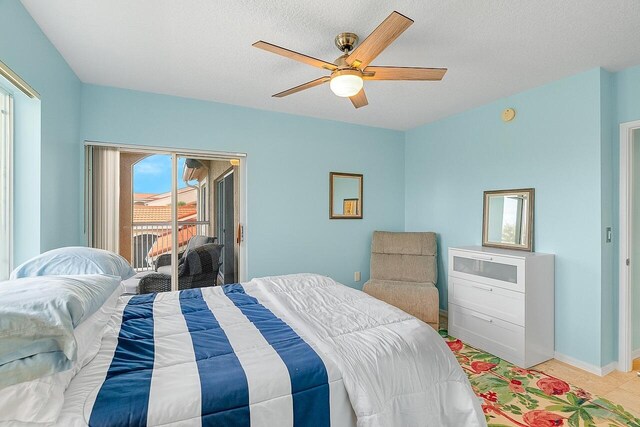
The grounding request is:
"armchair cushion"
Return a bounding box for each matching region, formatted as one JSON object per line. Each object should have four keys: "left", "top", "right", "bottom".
{"left": 370, "top": 253, "right": 436, "bottom": 283}
{"left": 363, "top": 279, "right": 439, "bottom": 328}
{"left": 370, "top": 231, "right": 437, "bottom": 283}
{"left": 183, "top": 235, "right": 216, "bottom": 256}
{"left": 154, "top": 235, "right": 216, "bottom": 272}
{"left": 371, "top": 231, "right": 436, "bottom": 256}
{"left": 156, "top": 265, "right": 171, "bottom": 275}
{"left": 365, "top": 231, "right": 440, "bottom": 330}
{"left": 181, "top": 244, "right": 223, "bottom": 276}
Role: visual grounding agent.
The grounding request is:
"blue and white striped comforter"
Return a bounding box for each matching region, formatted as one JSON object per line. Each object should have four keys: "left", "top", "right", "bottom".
{"left": 56, "top": 274, "right": 484, "bottom": 427}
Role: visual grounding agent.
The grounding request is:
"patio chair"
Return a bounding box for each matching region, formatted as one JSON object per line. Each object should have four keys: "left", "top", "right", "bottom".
{"left": 139, "top": 243, "right": 223, "bottom": 293}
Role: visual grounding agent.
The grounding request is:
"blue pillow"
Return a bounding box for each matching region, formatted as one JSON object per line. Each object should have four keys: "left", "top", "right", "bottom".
{"left": 0, "top": 274, "right": 122, "bottom": 388}
{"left": 10, "top": 247, "right": 135, "bottom": 280}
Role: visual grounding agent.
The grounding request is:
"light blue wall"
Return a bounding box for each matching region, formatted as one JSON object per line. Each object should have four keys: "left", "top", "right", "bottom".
{"left": 80, "top": 84, "right": 405, "bottom": 287}
{"left": 0, "top": 0, "right": 83, "bottom": 264}
{"left": 615, "top": 65, "right": 640, "bottom": 124}
{"left": 405, "top": 69, "right": 606, "bottom": 366}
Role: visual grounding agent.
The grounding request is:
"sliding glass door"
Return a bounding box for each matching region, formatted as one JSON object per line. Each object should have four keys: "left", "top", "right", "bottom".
{"left": 87, "top": 144, "right": 242, "bottom": 291}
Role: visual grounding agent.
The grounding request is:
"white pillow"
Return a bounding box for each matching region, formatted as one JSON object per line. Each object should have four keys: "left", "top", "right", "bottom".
{"left": 10, "top": 247, "right": 135, "bottom": 280}
{"left": 0, "top": 284, "right": 123, "bottom": 424}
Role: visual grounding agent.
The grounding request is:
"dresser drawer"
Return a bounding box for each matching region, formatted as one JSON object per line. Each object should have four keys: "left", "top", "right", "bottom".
{"left": 449, "top": 304, "right": 525, "bottom": 366}
{"left": 449, "top": 249, "right": 525, "bottom": 292}
{"left": 449, "top": 277, "right": 525, "bottom": 326}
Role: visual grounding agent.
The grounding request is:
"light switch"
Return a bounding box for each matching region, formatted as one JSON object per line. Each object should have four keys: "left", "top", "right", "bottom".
{"left": 354, "top": 271, "right": 361, "bottom": 282}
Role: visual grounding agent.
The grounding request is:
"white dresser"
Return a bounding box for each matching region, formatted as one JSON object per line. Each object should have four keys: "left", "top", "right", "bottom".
{"left": 448, "top": 246, "right": 554, "bottom": 368}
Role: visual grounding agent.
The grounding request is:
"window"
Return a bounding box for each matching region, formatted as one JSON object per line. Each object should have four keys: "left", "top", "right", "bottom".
{"left": 0, "top": 86, "right": 13, "bottom": 279}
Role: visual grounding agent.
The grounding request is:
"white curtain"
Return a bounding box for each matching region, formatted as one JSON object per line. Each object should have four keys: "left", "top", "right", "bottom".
{"left": 0, "top": 87, "right": 13, "bottom": 280}
{"left": 89, "top": 145, "right": 120, "bottom": 252}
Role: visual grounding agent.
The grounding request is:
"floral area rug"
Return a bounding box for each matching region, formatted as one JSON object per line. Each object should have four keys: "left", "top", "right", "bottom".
{"left": 441, "top": 331, "right": 640, "bottom": 427}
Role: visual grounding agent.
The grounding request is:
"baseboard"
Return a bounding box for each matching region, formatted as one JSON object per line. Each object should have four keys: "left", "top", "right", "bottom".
{"left": 632, "top": 348, "right": 640, "bottom": 360}
{"left": 553, "top": 352, "right": 617, "bottom": 377}
{"left": 599, "top": 361, "right": 618, "bottom": 376}
{"left": 439, "top": 309, "right": 448, "bottom": 318}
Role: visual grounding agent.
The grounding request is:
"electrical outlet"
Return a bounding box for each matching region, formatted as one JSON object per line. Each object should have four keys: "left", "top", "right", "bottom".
{"left": 354, "top": 271, "right": 361, "bottom": 282}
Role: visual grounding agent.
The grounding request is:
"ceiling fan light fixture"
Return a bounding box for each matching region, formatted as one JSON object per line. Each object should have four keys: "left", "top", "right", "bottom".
{"left": 329, "top": 69, "right": 363, "bottom": 97}
{"left": 254, "top": 11, "right": 447, "bottom": 108}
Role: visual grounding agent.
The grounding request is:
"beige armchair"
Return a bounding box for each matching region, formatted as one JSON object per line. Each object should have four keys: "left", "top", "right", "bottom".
{"left": 363, "top": 231, "right": 440, "bottom": 330}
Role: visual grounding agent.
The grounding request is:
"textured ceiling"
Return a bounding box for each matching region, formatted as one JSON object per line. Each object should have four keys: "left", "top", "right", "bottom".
{"left": 21, "top": 0, "right": 640, "bottom": 130}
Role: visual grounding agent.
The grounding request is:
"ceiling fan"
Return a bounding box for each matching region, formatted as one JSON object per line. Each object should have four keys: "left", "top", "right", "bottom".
{"left": 253, "top": 11, "right": 447, "bottom": 109}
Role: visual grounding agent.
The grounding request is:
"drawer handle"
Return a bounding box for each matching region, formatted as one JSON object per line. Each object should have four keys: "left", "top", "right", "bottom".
{"left": 471, "top": 283, "right": 493, "bottom": 292}
{"left": 470, "top": 312, "right": 493, "bottom": 323}
{"left": 470, "top": 255, "right": 493, "bottom": 261}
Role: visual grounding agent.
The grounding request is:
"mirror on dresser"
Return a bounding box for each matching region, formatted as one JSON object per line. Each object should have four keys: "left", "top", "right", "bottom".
{"left": 482, "top": 188, "right": 534, "bottom": 251}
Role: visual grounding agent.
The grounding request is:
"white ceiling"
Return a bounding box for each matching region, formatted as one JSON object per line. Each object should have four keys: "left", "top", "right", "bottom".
{"left": 21, "top": 0, "right": 640, "bottom": 130}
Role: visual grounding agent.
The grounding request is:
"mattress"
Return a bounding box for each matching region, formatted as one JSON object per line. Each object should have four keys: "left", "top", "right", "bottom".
{"left": 55, "top": 273, "right": 484, "bottom": 426}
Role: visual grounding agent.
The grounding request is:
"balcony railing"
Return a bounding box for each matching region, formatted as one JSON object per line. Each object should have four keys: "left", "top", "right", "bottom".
{"left": 131, "top": 221, "right": 211, "bottom": 271}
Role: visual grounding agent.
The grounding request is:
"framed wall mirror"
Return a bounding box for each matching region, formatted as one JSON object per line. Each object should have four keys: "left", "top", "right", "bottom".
{"left": 330, "top": 172, "right": 363, "bottom": 219}
{"left": 482, "top": 188, "right": 534, "bottom": 251}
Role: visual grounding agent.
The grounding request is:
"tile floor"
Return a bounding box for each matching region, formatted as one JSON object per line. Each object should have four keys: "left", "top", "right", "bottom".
{"left": 534, "top": 358, "right": 640, "bottom": 418}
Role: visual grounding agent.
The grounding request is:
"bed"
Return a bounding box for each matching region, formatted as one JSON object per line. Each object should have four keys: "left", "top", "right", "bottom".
{"left": 1, "top": 267, "right": 484, "bottom": 426}
{"left": 49, "top": 273, "right": 484, "bottom": 426}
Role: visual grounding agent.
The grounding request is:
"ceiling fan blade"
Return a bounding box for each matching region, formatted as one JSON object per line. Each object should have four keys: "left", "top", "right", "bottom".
{"left": 349, "top": 88, "right": 368, "bottom": 109}
{"left": 272, "top": 76, "right": 331, "bottom": 98}
{"left": 346, "top": 11, "right": 413, "bottom": 69}
{"left": 363, "top": 66, "right": 447, "bottom": 81}
{"left": 253, "top": 41, "right": 337, "bottom": 71}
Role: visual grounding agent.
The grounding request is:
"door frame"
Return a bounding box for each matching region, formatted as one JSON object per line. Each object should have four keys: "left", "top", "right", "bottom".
{"left": 84, "top": 140, "right": 249, "bottom": 283}
{"left": 619, "top": 119, "right": 640, "bottom": 372}
{"left": 214, "top": 167, "right": 236, "bottom": 283}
